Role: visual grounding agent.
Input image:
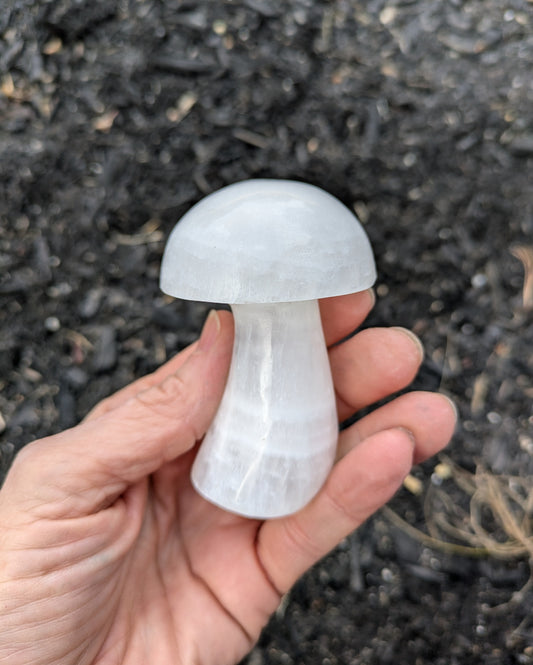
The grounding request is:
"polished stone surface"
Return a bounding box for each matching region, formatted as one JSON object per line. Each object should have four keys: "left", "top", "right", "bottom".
{"left": 160, "top": 179, "right": 376, "bottom": 304}
{"left": 191, "top": 301, "right": 338, "bottom": 518}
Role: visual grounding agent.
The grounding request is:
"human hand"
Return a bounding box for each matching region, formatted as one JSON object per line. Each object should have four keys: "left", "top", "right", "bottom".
{"left": 0, "top": 291, "right": 456, "bottom": 665}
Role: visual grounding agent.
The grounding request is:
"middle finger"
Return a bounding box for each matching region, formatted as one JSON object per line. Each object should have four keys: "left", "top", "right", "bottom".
{"left": 330, "top": 326, "right": 424, "bottom": 421}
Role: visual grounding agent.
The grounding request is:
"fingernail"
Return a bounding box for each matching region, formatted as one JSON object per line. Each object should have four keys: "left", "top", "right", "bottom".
{"left": 198, "top": 310, "right": 221, "bottom": 352}
{"left": 366, "top": 287, "right": 376, "bottom": 308}
{"left": 441, "top": 393, "right": 459, "bottom": 423}
{"left": 396, "top": 426, "right": 417, "bottom": 449}
{"left": 392, "top": 327, "right": 424, "bottom": 360}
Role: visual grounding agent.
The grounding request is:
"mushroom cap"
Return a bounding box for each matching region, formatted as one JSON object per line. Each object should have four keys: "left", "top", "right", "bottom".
{"left": 160, "top": 179, "right": 376, "bottom": 304}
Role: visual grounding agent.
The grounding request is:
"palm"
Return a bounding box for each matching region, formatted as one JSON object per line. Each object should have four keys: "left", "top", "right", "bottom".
{"left": 84, "top": 450, "right": 276, "bottom": 665}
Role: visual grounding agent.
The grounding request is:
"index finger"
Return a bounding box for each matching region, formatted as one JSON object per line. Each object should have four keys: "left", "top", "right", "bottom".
{"left": 319, "top": 289, "right": 375, "bottom": 347}
{"left": 85, "top": 310, "right": 234, "bottom": 422}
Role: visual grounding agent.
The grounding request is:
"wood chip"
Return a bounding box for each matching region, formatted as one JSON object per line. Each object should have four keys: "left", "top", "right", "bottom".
{"left": 403, "top": 474, "right": 423, "bottom": 495}
{"left": 232, "top": 128, "right": 270, "bottom": 149}
{"left": 1, "top": 73, "right": 15, "bottom": 97}
{"left": 43, "top": 38, "right": 63, "bottom": 55}
{"left": 379, "top": 7, "right": 397, "bottom": 25}
{"left": 166, "top": 91, "right": 198, "bottom": 123}
{"left": 434, "top": 462, "right": 453, "bottom": 480}
{"left": 112, "top": 230, "right": 164, "bottom": 246}
{"left": 92, "top": 110, "right": 119, "bottom": 132}
{"left": 471, "top": 372, "right": 490, "bottom": 415}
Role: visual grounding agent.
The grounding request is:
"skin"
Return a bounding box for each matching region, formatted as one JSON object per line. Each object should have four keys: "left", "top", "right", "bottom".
{"left": 0, "top": 291, "right": 456, "bottom": 665}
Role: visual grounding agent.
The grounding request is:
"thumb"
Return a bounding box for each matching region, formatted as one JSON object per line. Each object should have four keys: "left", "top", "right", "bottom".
{"left": 8, "top": 310, "right": 234, "bottom": 507}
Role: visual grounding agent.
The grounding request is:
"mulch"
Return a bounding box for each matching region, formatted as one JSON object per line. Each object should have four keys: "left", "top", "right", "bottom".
{"left": 1, "top": 1, "right": 533, "bottom": 662}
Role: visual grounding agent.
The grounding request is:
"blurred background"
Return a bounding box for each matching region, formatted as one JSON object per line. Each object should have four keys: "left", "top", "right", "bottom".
{"left": 1, "top": 1, "right": 533, "bottom": 662}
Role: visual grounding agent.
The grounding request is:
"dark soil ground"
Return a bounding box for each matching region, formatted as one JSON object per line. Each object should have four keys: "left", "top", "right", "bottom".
{"left": 2, "top": 1, "right": 533, "bottom": 663}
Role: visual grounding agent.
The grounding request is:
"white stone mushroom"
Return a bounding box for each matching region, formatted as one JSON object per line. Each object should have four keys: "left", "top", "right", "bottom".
{"left": 160, "top": 179, "right": 376, "bottom": 519}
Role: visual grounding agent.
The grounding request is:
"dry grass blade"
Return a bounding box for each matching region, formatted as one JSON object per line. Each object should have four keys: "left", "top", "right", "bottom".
{"left": 470, "top": 467, "right": 533, "bottom": 558}
{"left": 382, "top": 505, "right": 489, "bottom": 558}
{"left": 510, "top": 244, "right": 533, "bottom": 309}
{"left": 385, "top": 456, "right": 533, "bottom": 615}
{"left": 385, "top": 455, "right": 533, "bottom": 561}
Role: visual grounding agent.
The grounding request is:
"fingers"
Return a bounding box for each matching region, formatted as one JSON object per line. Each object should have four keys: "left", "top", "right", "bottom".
{"left": 9, "top": 310, "right": 234, "bottom": 511}
{"left": 258, "top": 392, "right": 457, "bottom": 593}
{"left": 257, "top": 427, "right": 415, "bottom": 594}
{"left": 319, "top": 289, "right": 375, "bottom": 347}
{"left": 330, "top": 327, "right": 424, "bottom": 421}
{"left": 339, "top": 391, "right": 457, "bottom": 464}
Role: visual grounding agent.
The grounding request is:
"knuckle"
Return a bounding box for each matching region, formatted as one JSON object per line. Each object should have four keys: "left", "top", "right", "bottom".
{"left": 10, "top": 440, "right": 42, "bottom": 470}
{"left": 4, "top": 439, "right": 48, "bottom": 489}
{"left": 323, "top": 481, "right": 364, "bottom": 527}
{"left": 282, "top": 516, "right": 323, "bottom": 563}
{"left": 133, "top": 372, "right": 191, "bottom": 422}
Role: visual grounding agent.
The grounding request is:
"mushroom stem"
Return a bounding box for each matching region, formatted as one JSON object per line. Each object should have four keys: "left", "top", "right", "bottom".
{"left": 191, "top": 300, "right": 339, "bottom": 518}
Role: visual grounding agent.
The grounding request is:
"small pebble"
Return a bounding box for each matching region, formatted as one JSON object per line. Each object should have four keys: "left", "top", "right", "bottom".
{"left": 47, "top": 282, "right": 72, "bottom": 298}
{"left": 471, "top": 273, "right": 487, "bottom": 288}
{"left": 381, "top": 567, "right": 394, "bottom": 582}
{"left": 92, "top": 325, "right": 117, "bottom": 372}
{"left": 79, "top": 288, "right": 104, "bottom": 319}
{"left": 33, "top": 236, "right": 52, "bottom": 282}
{"left": 0, "top": 441, "right": 15, "bottom": 470}
{"left": 44, "top": 316, "right": 61, "bottom": 332}
{"left": 212, "top": 19, "right": 227, "bottom": 35}
{"left": 64, "top": 367, "right": 89, "bottom": 389}
{"left": 487, "top": 411, "right": 502, "bottom": 425}
{"left": 9, "top": 405, "right": 40, "bottom": 429}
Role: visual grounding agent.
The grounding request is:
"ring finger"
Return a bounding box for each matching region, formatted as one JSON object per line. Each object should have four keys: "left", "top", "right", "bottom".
{"left": 329, "top": 326, "right": 425, "bottom": 422}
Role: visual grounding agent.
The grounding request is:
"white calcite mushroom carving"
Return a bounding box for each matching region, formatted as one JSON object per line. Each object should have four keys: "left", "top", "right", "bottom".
{"left": 160, "top": 179, "right": 376, "bottom": 518}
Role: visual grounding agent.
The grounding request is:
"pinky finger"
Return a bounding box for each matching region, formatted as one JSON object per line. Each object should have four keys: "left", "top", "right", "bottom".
{"left": 257, "top": 427, "right": 415, "bottom": 594}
